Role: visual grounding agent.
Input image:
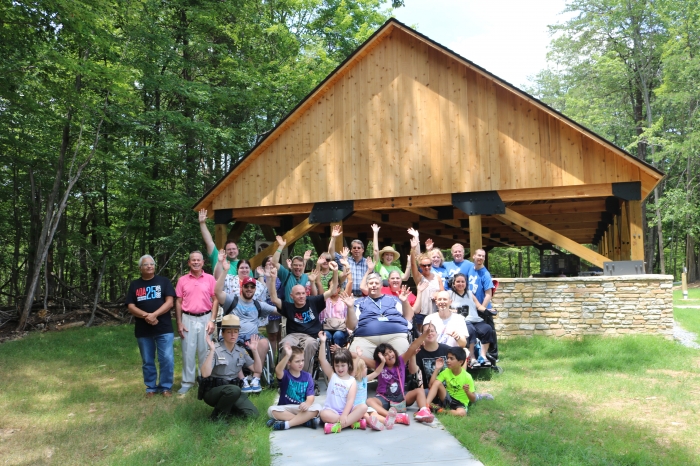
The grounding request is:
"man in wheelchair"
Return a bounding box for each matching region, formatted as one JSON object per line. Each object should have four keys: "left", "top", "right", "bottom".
{"left": 268, "top": 262, "right": 339, "bottom": 373}
{"left": 214, "top": 251, "right": 277, "bottom": 392}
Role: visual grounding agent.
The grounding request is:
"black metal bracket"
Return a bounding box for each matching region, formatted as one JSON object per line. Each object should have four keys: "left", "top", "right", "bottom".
{"left": 452, "top": 191, "right": 505, "bottom": 216}
{"left": 605, "top": 197, "right": 621, "bottom": 215}
{"left": 309, "top": 201, "right": 354, "bottom": 224}
{"left": 612, "top": 181, "right": 641, "bottom": 201}
{"left": 214, "top": 209, "right": 234, "bottom": 224}
{"left": 435, "top": 206, "right": 454, "bottom": 220}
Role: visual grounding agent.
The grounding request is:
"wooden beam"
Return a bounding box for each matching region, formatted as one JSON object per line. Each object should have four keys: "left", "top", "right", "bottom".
{"left": 308, "top": 232, "right": 327, "bottom": 256}
{"left": 627, "top": 200, "right": 644, "bottom": 261}
{"left": 405, "top": 207, "right": 514, "bottom": 247}
{"left": 249, "top": 217, "right": 318, "bottom": 269}
{"left": 494, "top": 208, "right": 609, "bottom": 268}
{"left": 620, "top": 202, "right": 631, "bottom": 260}
{"left": 613, "top": 215, "right": 621, "bottom": 261}
{"left": 259, "top": 224, "right": 276, "bottom": 240}
{"left": 227, "top": 221, "right": 249, "bottom": 244}
{"left": 493, "top": 216, "right": 543, "bottom": 246}
{"left": 506, "top": 200, "right": 607, "bottom": 216}
{"left": 469, "top": 216, "right": 483, "bottom": 254}
{"left": 499, "top": 184, "right": 614, "bottom": 203}
{"left": 356, "top": 194, "right": 452, "bottom": 211}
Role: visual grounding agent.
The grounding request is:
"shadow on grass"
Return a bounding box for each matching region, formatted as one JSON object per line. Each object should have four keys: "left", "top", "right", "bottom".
{"left": 0, "top": 324, "right": 278, "bottom": 465}
{"left": 443, "top": 390, "right": 698, "bottom": 466}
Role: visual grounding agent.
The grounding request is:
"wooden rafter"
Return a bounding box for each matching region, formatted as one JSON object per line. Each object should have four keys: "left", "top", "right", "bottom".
{"left": 249, "top": 218, "right": 318, "bottom": 269}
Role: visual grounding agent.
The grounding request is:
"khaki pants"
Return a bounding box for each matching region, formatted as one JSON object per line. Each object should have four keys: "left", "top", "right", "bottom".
{"left": 349, "top": 333, "right": 410, "bottom": 360}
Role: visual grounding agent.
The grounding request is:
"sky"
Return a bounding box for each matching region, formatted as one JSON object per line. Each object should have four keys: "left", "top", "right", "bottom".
{"left": 389, "top": 0, "right": 574, "bottom": 89}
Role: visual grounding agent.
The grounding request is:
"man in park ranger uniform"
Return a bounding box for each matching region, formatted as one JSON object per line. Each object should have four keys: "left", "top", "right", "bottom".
{"left": 126, "top": 254, "right": 177, "bottom": 397}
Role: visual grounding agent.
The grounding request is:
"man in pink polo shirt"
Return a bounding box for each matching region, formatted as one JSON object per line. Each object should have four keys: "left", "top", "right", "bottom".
{"left": 175, "top": 251, "right": 218, "bottom": 394}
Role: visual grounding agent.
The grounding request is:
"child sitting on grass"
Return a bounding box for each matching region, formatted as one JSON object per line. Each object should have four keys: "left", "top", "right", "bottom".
{"left": 318, "top": 332, "right": 368, "bottom": 434}
{"left": 425, "top": 346, "right": 493, "bottom": 417}
{"left": 266, "top": 345, "right": 322, "bottom": 430}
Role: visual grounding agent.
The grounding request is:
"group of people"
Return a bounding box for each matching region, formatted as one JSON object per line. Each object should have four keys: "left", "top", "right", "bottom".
{"left": 125, "top": 210, "right": 497, "bottom": 426}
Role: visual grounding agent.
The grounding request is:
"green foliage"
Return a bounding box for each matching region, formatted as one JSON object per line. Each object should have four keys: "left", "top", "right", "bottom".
{"left": 0, "top": 0, "right": 394, "bottom": 307}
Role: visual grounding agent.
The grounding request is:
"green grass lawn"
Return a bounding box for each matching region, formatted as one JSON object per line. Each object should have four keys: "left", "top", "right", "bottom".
{"left": 1, "top": 327, "right": 700, "bottom": 465}
{"left": 675, "top": 308, "right": 700, "bottom": 341}
{"left": 673, "top": 287, "right": 700, "bottom": 305}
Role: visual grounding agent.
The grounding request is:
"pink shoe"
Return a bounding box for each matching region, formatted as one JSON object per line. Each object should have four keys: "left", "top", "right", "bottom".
{"left": 324, "top": 422, "right": 342, "bottom": 434}
{"left": 415, "top": 407, "right": 434, "bottom": 423}
{"left": 384, "top": 407, "right": 397, "bottom": 430}
{"left": 395, "top": 413, "right": 410, "bottom": 425}
{"left": 352, "top": 419, "right": 367, "bottom": 430}
{"left": 367, "top": 415, "right": 385, "bottom": 431}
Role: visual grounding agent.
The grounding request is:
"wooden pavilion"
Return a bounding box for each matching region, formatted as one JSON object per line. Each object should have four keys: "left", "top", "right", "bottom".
{"left": 193, "top": 19, "right": 664, "bottom": 271}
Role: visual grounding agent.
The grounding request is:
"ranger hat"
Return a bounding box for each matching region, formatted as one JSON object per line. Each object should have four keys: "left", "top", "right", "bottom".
{"left": 378, "top": 246, "right": 400, "bottom": 262}
{"left": 220, "top": 314, "right": 241, "bottom": 329}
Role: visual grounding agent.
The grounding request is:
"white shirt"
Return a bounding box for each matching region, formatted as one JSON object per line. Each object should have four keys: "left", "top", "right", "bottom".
{"left": 424, "top": 312, "right": 469, "bottom": 347}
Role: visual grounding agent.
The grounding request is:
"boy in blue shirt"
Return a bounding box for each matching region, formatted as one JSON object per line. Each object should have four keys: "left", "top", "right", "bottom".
{"left": 266, "top": 345, "right": 322, "bottom": 430}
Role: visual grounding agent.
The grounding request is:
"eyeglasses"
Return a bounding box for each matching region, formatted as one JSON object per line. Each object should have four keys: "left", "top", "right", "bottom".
{"left": 141, "top": 263, "right": 155, "bottom": 267}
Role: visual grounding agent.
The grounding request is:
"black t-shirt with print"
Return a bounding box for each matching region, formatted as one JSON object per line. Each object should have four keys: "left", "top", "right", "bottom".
{"left": 125, "top": 275, "right": 176, "bottom": 338}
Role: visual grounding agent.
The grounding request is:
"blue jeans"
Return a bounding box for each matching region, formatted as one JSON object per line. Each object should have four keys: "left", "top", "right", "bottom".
{"left": 137, "top": 333, "right": 174, "bottom": 393}
{"left": 325, "top": 330, "right": 348, "bottom": 347}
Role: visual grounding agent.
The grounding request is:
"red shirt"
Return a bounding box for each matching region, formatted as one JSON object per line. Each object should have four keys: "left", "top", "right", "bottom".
{"left": 380, "top": 286, "right": 416, "bottom": 306}
{"left": 175, "top": 271, "right": 216, "bottom": 313}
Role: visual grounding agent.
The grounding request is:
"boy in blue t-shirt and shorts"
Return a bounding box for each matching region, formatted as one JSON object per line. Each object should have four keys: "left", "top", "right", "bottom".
{"left": 425, "top": 347, "right": 493, "bottom": 416}
{"left": 267, "top": 345, "right": 323, "bottom": 430}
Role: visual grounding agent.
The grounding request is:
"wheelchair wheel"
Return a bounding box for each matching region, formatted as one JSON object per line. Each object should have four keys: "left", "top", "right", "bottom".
{"left": 261, "top": 344, "right": 275, "bottom": 387}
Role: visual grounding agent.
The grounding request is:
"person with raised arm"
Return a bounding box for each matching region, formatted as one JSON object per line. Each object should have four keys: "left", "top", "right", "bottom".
{"left": 197, "top": 208, "right": 239, "bottom": 278}
{"left": 329, "top": 225, "right": 367, "bottom": 297}
{"left": 271, "top": 235, "right": 312, "bottom": 302}
{"left": 268, "top": 262, "right": 338, "bottom": 373}
{"left": 371, "top": 224, "right": 411, "bottom": 281}
{"left": 408, "top": 230, "right": 443, "bottom": 335}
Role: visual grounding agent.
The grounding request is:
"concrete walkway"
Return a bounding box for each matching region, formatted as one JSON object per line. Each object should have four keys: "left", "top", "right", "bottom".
{"left": 270, "top": 379, "right": 483, "bottom": 466}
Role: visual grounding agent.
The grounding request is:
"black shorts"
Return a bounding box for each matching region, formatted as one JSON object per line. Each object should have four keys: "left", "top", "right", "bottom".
{"left": 444, "top": 392, "right": 467, "bottom": 411}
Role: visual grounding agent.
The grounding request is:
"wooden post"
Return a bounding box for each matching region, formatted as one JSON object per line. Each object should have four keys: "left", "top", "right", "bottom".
{"left": 682, "top": 270, "right": 688, "bottom": 300}
{"left": 613, "top": 215, "right": 621, "bottom": 261}
{"left": 627, "top": 200, "right": 644, "bottom": 262}
{"left": 620, "top": 202, "right": 631, "bottom": 260}
{"left": 331, "top": 221, "right": 344, "bottom": 252}
{"left": 215, "top": 224, "right": 227, "bottom": 250}
{"left": 607, "top": 224, "right": 614, "bottom": 259}
{"left": 469, "top": 215, "right": 482, "bottom": 256}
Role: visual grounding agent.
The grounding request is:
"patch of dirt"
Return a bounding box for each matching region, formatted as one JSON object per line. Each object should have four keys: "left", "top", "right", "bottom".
{"left": 0, "top": 428, "right": 20, "bottom": 441}
{"left": 480, "top": 429, "right": 499, "bottom": 442}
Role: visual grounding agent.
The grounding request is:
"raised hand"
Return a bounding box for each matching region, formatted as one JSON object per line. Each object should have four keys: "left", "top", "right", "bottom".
{"left": 255, "top": 265, "right": 265, "bottom": 277}
{"left": 328, "top": 260, "right": 338, "bottom": 271}
{"left": 425, "top": 238, "right": 434, "bottom": 251}
{"left": 371, "top": 223, "right": 380, "bottom": 233}
{"left": 246, "top": 334, "right": 260, "bottom": 351}
{"left": 435, "top": 357, "right": 444, "bottom": 370}
{"left": 339, "top": 291, "right": 355, "bottom": 308}
{"left": 398, "top": 285, "right": 411, "bottom": 302}
{"left": 339, "top": 257, "right": 350, "bottom": 269}
{"left": 269, "top": 267, "right": 278, "bottom": 279}
{"left": 407, "top": 227, "right": 419, "bottom": 238}
{"left": 286, "top": 258, "right": 292, "bottom": 269}
{"left": 340, "top": 246, "right": 350, "bottom": 258}
{"left": 331, "top": 225, "right": 343, "bottom": 237}
{"left": 318, "top": 331, "right": 327, "bottom": 343}
{"left": 276, "top": 235, "right": 287, "bottom": 248}
{"left": 410, "top": 236, "right": 419, "bottom": 249}
{"left": 282, "top": 344, "right": 292, "bottom": 357}
{"left": 219, "top": 250, "right": 230, "bottom": 272}
{"left": 417, "top": 279, "right": 430, "bottom": 293}
{"left": 366, "top": 257, "right": 374, "bottom": 270}
{"left": 308, "top": 270, "right": 318, "bottom": 282}
{"left": 198, "top": 208, "right": 208, "bottom": 223}
{"left": 303, "top": 250, "right": 312, "bottom": 261}
{"left": 206, "top": 335, "right": 216, "bottom": 351}
{"left": 377, "top": 352, "right": 386, "bottom": 363}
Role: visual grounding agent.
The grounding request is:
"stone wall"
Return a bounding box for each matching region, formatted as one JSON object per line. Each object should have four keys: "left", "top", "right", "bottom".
{"left": 490, "top": 275, "right": 674, "bottom": 339}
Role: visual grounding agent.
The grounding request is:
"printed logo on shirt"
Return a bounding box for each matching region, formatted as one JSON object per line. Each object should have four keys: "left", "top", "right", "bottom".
{"left": 135, "top": 285, "right": 162, "bottom": 302}
{"left": 294, "top": 309, "right": 315, "bottom": 324}
{"left": 283, "top": 378, "right": 308, "bottom": 404}
{"left": 469, "top": 274, "right": 478, "bottom": 294}
{"left": 421, "top": 356, "right": 447, "bottom": 380}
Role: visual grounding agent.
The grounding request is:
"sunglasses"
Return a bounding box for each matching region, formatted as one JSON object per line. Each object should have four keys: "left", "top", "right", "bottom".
{"left": 242, "top": 284, "right": 256, "bottom": 289}
{"left": 420, "top": 264, "right": 432, "bottom": 268}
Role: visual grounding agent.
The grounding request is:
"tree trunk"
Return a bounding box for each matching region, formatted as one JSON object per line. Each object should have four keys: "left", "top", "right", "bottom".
{"left": 87, "top": 255, "right": 108, "bottom": 327}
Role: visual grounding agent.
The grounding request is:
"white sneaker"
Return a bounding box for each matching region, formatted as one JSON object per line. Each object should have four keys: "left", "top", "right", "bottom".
{"left": 250, "top": 377, "right": 262, "bottom": 393}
